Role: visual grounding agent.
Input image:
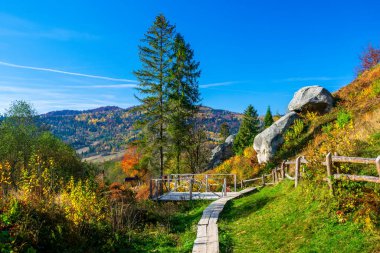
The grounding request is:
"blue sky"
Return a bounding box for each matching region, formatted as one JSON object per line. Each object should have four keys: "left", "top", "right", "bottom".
{"left": 0, "top": 0, "right": 379, "bottom": 115}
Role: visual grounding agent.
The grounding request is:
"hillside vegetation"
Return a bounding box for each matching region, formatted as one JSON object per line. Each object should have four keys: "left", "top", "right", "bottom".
{"left": 38, "top": 106, "right": 242, "bottom": 158}
{"left": 219, "top": 181, "right": 380, "bottom": 252}
{"left": 213, "top": 64, "right": 380, "bottom": 252}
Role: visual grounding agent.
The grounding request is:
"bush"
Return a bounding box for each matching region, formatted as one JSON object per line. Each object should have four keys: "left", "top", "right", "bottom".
{"left": 336, "top": 110, "right": 352, "bottom": 129}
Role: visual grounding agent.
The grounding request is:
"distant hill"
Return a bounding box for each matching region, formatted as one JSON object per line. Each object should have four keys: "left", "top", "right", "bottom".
{"left": 38, "top": 105, "right": 243, "bottom": 158}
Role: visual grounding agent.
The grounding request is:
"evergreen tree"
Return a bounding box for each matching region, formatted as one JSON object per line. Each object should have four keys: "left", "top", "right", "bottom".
{"left": 167, "top": 33, "right": 201, "bottom": 173}
{"left": 233, "top": 105, "right": 260, "bottom": 154}
{"left": 264, "top": 106, "right": 274, "bottom": 128}
{"left": 134, "top": 14, "right": 175, "bottom": 177}
{"left": 219, "top": 122, "right": 230, "bottom": 143}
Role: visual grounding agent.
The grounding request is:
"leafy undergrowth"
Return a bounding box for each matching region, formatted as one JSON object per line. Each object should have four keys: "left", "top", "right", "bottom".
{"left": 218, "top": 181, "right": 380, "bottom": 253}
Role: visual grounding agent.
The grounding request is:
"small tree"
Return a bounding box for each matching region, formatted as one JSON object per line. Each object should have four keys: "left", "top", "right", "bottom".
{"left": 233, "top": 105, "right": 260, "bottom": 154}
{"left": 358, "top": 44, "right": 380, "bottom": 74}
{"left": 219, "top": 122, "right": 230, "bottom": 143}
{"left": 264, "top": 106, "right": 274, "bottom": 128}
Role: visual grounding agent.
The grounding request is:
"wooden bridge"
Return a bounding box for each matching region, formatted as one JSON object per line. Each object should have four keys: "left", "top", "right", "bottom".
{"left": 149, "top": 173, "right": 238, "bottom": 201}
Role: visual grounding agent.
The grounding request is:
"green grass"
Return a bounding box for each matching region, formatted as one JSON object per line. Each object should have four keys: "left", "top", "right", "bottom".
{"left": 126, "top": 200, "right": 210, "bottom": 253}
{"left": 218, "top": 181, "right": 380, "bottom": 253}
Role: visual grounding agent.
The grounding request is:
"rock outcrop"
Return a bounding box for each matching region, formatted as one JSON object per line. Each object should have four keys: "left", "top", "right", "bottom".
{"left": 288, "top": 85, "right": 333, "bottom": 113}
{"left": 253, "top": 112, "right": 299, "bottom": 163}
{"left": 208, "top": 134, "right": 235, "bottom": 169}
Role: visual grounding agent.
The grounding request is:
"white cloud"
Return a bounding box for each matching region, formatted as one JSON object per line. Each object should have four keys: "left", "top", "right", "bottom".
{"left": 0, "top": 61, "right": 137, "bottom": 82}
{"left": 200, "top": 81, "right": 236, "bottom": 88}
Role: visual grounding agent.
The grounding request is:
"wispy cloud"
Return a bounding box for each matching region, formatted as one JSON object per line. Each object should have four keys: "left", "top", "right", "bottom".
{"left": 0, "top": 13, "right": 96, "bottom": 41}
{"left": 275, "top": 76, "right": 350, "bottom": 82}
{"left": 200, "top": 81, "right": 236, "bottom": 88}
{"left": 0, "top": 60, "right": 137, "bottom": 82}
{"left": 66, "top": 83, "right": 138, "bottom": 89}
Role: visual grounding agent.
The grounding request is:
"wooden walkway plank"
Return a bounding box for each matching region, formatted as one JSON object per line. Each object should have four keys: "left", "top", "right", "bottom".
{"left": 192, "top": 187, "right": 257, "bottom": 253}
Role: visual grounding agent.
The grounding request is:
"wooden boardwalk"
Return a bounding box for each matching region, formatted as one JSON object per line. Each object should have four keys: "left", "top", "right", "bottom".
{"left": 192, "top": 187, "right": 257, "bottom": 253}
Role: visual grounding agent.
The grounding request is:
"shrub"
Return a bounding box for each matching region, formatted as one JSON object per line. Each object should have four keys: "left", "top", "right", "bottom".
{"left": 336, "top": 110, "right": 352, "bottom": 129}
{"left": 373, "top": 79, "right": 380, "bottom": 96}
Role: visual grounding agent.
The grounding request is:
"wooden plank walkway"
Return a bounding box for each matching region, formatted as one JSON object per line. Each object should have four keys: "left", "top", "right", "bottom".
{"left": 192, "top": 187, "right": 257, "bottom": 253}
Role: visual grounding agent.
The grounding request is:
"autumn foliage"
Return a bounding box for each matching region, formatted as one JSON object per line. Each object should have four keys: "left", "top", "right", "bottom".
{"left": 358, "top": 44, "right": 380, "bottom": 74}
{"left": 121, "top": 146, "right": 142, "bottom": 177}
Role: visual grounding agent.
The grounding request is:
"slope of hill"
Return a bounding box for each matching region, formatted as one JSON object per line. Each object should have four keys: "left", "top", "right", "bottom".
{"left": 38, "top": 106, "right": 243, "bottom": 158}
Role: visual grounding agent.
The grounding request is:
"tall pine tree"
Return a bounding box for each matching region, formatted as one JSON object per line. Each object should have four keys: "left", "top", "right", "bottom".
{"left": 264, "top": 106, "right": 274, "bottom": 128}
{"left": 233, "top": 105, "right": 260, "bottom": 154}
{"left": 168, "top": 33, "right": 201, "bottom": 173}
{"left": 134, "top": 14, "right": 175, "bottom": 177}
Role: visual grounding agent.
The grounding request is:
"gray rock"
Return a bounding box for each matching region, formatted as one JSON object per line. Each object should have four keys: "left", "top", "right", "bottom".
{"left": 208, "top": 134, "right": 236, "bottom": 169}
{"left": 253, "top": 112, "right": 299, "bottom": 163}
{"left": 288, "top": 86, "right": 333, "bottom": 113}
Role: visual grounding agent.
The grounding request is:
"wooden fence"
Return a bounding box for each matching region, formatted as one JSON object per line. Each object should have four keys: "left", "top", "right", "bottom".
{"left": 241, "top": 153, "right": 379, "bottom": 193}
{"left": 324, "top": 153, "right": 380, "bottom": 194}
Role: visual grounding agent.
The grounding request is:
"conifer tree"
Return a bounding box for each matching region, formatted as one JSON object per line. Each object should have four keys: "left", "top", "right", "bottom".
{"left": 134, "top": 14, "right": 175, "bottom": 177}
{"left": 233, "top": 105, "right": 260, "bottom": 154}
{"left": 264, "top": 106, "right": 274, "bottom": 128}
{"left": 168, "top": 33, "right": 201, "bottom": 173}
{"left": 219, "top": 122, "right": 230, "bottom": 143}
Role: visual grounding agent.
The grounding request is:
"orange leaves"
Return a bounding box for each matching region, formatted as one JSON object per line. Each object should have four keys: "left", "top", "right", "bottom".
{"left": 121, "top": 146, "right": 141, "bottom": 177}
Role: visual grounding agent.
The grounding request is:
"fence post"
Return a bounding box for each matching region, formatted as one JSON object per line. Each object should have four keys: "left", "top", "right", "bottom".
{"left": 205, "top": 174, "right": 209, "bottom": 192}
{"left": 189, "top": 178, "right": 193, "bottom": 201}
{"left": 326, "top": 153, "right": 334, "bottom": 195}
{"left": 155, "top": 179, "right": 159, "bottom": 200}
{"left": 168, "top": 175, "right": 171, "bottom": 192}
{"left": 262, "top": 174, "right": 265, "bottom": 186}
{"left": 174, "top": 175, "right": 178, "bottom": 192}
{"left": 234, "top": 174, "right": 237, "bottom": 192}
{"left": 281, "top": 161, "right": 285, "bottom": 179}
{"left": 295, "top": 157, "right": 301, "bottom": 188}
{"left": 241, "top": 180, "right": 243, "bottom": 189}
{"left": 223, "top": 178, "right": 227, "bottom": 197}
{"left": 376, "top": 156, "right": 380, "bottom": 178}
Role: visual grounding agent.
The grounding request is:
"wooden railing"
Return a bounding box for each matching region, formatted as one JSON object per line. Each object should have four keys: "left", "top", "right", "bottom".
{"left": 324, "top": 153, "right": 380, "bottom": 194}
{"left": 149, "top": 173, "right": 237, "bottom": 200}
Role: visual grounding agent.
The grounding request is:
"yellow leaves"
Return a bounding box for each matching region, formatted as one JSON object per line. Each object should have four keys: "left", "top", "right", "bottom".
{"left": 60, "top": 179, "right": 106, "bottom": 226}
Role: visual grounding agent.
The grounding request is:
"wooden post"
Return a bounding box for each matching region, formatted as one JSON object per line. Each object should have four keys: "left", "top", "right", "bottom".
{"left": 174, "top": 175, "right": 178, "bottom": 192}
{"left": 234, "top": 174, "right": 237, "bottom": 192}
{"left": 262, "top": 174, "right": 265, "bottom": 186}
{"left": 168, "top": 175, "right": 171, "bottom": 192}
{"left": 376, "top": 156, "right": 380, "bottom": 178}
{"left": 281, "top": 161, "right": 285, "bottom": 179}
{"left": 326, "top": 153, "right": 334, "bottom": 195}
{"left": 205, "top": 174, "right": 209, "bottom": 192}
{"left": 241, "top": 180, "right": 243, "bottom": 189}
{"left": 295, "top": 156, "right": 301, "bottom": 188}
{"left": 155, "top": 179, "right": 159, "bottom": 200}
{"left": 223, "top": 178, "right": 227, "bottom": 197}
{"left": 149, "top": 178, "right": 153, "bottom": 199}
{"left": 272, "top": 170, "right": 275, "bottom": 184}
{"left": 189, "top": 178, "right": 193, "bottom": 201}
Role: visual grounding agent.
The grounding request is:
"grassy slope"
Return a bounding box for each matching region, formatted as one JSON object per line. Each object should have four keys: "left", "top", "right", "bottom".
{"left": 218, "top": 181, "right": 380, "bottom": 253}
{"left": 127, "top": 201, "right": 210, "bottom": 253}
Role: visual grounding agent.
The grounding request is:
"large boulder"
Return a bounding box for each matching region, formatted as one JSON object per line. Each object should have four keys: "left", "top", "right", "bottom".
{"left": 288, "top": 86, "right": 333, "bottom": 114}
{"left": 208, "top": 134, "right": 235, "bottom": 169}
{"left": 253, "top": 112, "right": 299, "bottom": 163}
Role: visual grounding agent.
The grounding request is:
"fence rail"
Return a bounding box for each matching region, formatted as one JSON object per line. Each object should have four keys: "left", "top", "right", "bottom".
{"left": 149, "top": 173, "right": 237, "bottom": 200}
{"left": 324, "top": 153, "right": 380, "bottom": 194}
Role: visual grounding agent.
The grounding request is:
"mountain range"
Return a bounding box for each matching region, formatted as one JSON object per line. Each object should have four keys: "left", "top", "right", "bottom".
{"left": 38, "top": 106, "right": 243, "bottom": 160}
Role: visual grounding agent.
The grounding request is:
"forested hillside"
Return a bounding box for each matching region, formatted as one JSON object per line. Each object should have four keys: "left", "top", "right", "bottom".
{"left": 38, "top": 106, "right": 242, "bottom": 158}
